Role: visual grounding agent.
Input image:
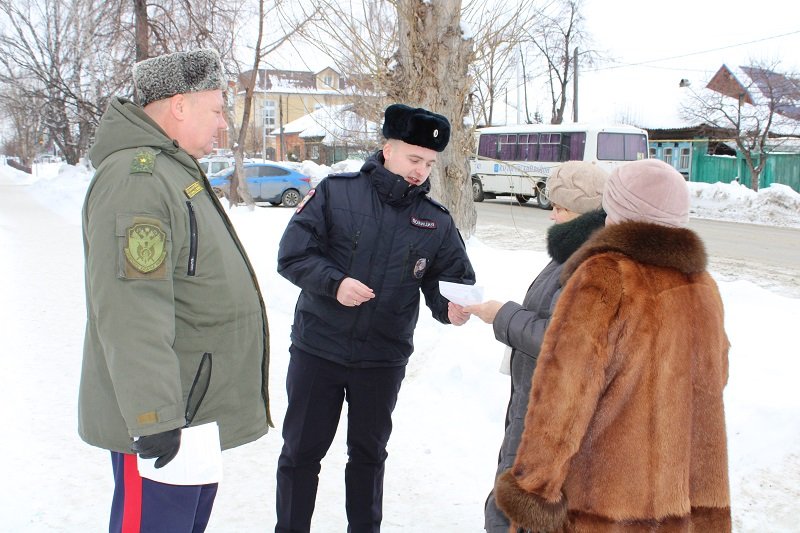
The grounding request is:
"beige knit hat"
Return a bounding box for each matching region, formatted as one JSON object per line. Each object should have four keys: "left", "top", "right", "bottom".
{"left": 547, "top": 161, "right": 609, "bottom": 214}
{"left": 603, "top": 159, "right": 690, "bottom": 227}
{"left": 133, "top": 49, "right": 226, "bottom": 107}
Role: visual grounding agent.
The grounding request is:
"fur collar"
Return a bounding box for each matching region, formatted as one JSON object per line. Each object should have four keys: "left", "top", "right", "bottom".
{"left": 547, "top": 209, "right": 607, "bottom": 264}
{"left": 561, "top": 221, "right": 708, "bottom": 284}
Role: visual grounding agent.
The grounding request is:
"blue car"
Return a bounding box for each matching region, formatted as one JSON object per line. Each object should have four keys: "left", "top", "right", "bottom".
{"left": 209, "top": 162, "right": 311, "bottom": 207}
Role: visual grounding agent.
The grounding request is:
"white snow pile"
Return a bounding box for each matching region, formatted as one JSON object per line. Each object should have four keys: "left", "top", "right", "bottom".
{"left": 689, "top": 180, "right": 800, "bottom": 227}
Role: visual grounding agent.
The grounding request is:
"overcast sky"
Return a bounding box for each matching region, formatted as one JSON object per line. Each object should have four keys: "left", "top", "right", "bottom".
{"left": 261, "top": 0, "right": 800, "bottom": 128}
{"left": 577, "top": 0, "right": 800, "bottom": 126}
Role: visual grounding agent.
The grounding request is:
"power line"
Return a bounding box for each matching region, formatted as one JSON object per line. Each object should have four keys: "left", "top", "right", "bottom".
{"left": 586, "top": 29, "right": 800, "bottom": 72}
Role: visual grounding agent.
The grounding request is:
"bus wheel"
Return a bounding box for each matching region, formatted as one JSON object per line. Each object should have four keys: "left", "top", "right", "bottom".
{"left": 536, "top": 183, "right": 552, "bottom": 210}
{"left": 472, "top": 177, "right": 485, "bottom": 202}
{"left": 515, "top": 194, "right": 531, "bottom": 204}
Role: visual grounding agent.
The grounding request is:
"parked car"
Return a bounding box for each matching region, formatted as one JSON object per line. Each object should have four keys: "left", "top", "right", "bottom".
{"left": 198, "top": 156, "right": 235, "bottom": 176}
{"left": 209, "top": 162, "right": 311, "bottom": 207}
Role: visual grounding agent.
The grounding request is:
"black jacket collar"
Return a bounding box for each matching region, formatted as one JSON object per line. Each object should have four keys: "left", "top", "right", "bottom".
{"left": 547, "top": 209, "right": 607, "bottom": 264}
{"left": 361, "top": 151, "right": 429, "bottom": 207}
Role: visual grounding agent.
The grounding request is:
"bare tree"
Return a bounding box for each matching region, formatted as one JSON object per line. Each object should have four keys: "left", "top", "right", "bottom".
{"left": 0, "top": 84, "right": 45, "bottom": 166}
{"left": 465, "top": 1, "right": 541, "bottom": 127}
{"left": 681, "top": 61, "right": 800, "bottom": 192}
{"left": 0, "top": 0, "right": 132, "bottom": 164}
{"left": 286, "top": 0, "right": 397, "bottom": 132}
{"left": 222, "top": 0, "right": 319, "bottom": 206}
{"left": 525, "top": 0, "right": 595, "bottom": 124}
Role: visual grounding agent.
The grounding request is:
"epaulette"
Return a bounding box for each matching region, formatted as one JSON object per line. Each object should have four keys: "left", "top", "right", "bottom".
{"left": 327, "top": 171, "right": 361, "bottom": 179}
{"left": 425, "top": 196, "right": 449, "bottom": 213}
{"left": 130, "top": 147, "right": 160, "bottom": 174}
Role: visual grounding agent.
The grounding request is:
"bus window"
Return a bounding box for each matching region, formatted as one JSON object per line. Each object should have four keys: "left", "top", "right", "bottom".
{"left": 499, "top": 134, "right": 517, "bottom": 160}
{"left": 539, "top": 133, "right": 561, "bottom": 162}
{"left": 478, "top": 134, "right": 498, "bottom": 158}
{"left": 518, "top": 134, "right": 539, "bottom": 161}
{"left": 598, "top": 133, "right": 648, "bottom": 161}
{"left": 625, "top": 134, "right": 647, "bottom": 160}
{"left": 561, "top": 132, "right": 586, "bottom": 161}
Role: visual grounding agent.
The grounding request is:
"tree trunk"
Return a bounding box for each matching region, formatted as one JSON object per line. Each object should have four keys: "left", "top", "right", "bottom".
{"left": 134, "top": 0, "right": 149, "bottom": 62}
{"left": 390, "top": 0, "right": 476, "bottom": 236}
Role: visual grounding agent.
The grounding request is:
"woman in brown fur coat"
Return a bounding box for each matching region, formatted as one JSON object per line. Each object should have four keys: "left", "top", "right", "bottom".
{"left": 495, "top": 159, "right": 731, "bottom": 532}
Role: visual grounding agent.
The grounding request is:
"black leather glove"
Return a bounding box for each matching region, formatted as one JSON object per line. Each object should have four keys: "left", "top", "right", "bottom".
{"left": 131, "top": 428, "right": 182, "bottom": 469}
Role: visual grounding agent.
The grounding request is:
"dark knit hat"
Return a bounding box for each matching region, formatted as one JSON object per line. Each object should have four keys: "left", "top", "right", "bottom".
{"left": 133, "top": 49, "right": 226, "bottom": 107}
{"left": 603, "top": 159, "right": 690, "bottom": 227}
{"left": 547, "top": 161, "right": 608, "bottom": 214}
{"left": 382, "top": 104, "right": 450, "bottom": 152}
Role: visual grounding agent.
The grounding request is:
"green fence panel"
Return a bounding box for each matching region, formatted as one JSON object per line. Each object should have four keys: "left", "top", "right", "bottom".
{"left": 693, "top": 153, "right": 739, "bottom": 185}
{"left": 690, "top": 151, "right": 800, "bottom": 192}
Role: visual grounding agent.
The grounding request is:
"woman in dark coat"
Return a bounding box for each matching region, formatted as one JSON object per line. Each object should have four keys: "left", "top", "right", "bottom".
{"left": 464, "top": 161, "right": 609, "bottom": 533}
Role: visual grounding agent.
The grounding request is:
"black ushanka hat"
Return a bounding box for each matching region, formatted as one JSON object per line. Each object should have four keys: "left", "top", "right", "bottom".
{"left": 382, "top": 104, "right": 451, "bottom": 152}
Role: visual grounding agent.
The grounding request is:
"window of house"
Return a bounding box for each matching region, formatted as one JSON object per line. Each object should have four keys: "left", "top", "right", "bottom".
{"left": 264, "top": 100, "right": 276, "bottom": 128}
{"left": 662, "top": 147, "right": 674, "bottom": 166}
{"left": 650, "top": 147, "right": 657, "bottom": 158}
{"left": 323, "top": 74, "right": 333, "bottom": 87}
{"left": 679, "top": 147, "right": 691, "bottom": 169}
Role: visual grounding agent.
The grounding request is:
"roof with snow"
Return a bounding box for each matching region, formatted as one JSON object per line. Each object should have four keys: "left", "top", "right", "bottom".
{"left": 281, "top": 104, "right": 381, "bottom": 145}
{"left": 707, "top": 64, "right": 800, "bottom": 120}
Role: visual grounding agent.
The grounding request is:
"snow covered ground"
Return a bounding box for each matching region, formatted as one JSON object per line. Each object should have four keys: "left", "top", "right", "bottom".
{"left": 0, "top": 161, "right": 798, "bottom": 532}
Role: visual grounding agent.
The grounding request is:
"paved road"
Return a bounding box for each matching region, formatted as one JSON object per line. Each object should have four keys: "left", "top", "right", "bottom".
{"left": 474, "top": 198, "right": 800, "bottom": 297}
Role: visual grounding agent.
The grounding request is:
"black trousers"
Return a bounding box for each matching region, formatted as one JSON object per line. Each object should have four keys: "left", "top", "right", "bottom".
{"left": 275, "top": 346, "right": 406, "bottom": 533}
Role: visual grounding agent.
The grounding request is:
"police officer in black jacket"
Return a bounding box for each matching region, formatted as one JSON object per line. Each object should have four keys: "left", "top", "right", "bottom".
{"left": 275, "top": 104, "right": 476, "bottom": 532}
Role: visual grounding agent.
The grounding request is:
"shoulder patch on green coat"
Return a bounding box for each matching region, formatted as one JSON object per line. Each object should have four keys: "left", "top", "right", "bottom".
{"left": 130, "top": 148, "right": 158, "bottom": 174}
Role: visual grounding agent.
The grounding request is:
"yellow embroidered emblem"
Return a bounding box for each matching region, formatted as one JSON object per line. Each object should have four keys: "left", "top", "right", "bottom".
{"left": 184, "top": 181, "right": 204, "bottom": 199}
{"left": 130, "top": 148, "right": 156, "bottom": 174}
{"left": 125, "top": 223, "right": 167, "bottom": 273}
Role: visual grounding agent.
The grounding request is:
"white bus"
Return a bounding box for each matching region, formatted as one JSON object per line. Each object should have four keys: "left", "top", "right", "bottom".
{"left": 470, "top": 123, "right": 649, "bottom": 208}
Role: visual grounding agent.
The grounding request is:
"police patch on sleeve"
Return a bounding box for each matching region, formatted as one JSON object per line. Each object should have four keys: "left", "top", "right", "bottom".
{"left": 295, "top": 188, "right": 316, "bottom": 214}
{"left": 125, "top": 222, "right": 167, "bottom": 274}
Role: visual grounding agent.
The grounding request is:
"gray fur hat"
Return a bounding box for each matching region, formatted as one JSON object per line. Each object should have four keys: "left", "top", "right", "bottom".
{"left": 133, "top": 49, "right": 225, "bottom": 107}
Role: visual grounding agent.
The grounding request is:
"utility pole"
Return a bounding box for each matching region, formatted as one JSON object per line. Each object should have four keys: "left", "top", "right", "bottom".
{"left": 262, "top": 71, "right": 267, "bottom": 160}
{"left": 279, "top": 95, "right": 286, "bottom": 161}
{"left": 573, "top": 47, "right": 579, "bottom": 122}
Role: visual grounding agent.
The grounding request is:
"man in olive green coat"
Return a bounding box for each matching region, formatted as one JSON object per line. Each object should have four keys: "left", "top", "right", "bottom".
{"left": 79, "top": 49, "right": 271, "bottom": 532}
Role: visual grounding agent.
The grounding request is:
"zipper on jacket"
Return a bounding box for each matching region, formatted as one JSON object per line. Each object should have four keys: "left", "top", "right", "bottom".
{"left": 401, "top": 244, "right": 414, "bottom": 282}
{"left": 347, "top": 230, "right": 361, "bottom": 271}
{"left": 186, "top": 201, "right": 198, "bottom": 276}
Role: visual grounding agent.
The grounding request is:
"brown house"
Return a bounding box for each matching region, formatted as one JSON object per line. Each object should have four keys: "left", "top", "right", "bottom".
{"left": 231, "top": 67, "right": 359, "bottom": 159}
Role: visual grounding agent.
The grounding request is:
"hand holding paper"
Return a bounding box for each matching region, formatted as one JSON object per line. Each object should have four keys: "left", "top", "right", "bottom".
{"left": 439, "top": 281, "right": 484, "bottom": 307}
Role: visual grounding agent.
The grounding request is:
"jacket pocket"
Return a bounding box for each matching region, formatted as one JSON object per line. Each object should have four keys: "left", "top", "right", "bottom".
{"left": 346, "top": 230, "right": 361, "bottom": 272}
{"left": 400, "top": 244, "right": 432, "bottom": 283}
{"left": 185, "top": 352, "right": 212, "bottom": 426}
